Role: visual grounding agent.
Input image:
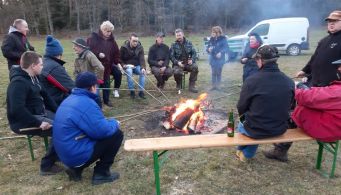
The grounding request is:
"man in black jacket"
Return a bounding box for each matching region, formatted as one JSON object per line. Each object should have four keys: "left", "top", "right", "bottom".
{"left": 148, "top": 32, "right": 173, "bottom": 89}
{"left": 7, "top": 51, "right": 62, "bottom": 175}
{"left": 236, "top": 45, "right": 295, "bottom": 162}
{"left": 296, "top": 10, "right": 341, "bottom": 87}
{"left": 1, "top": 19, "right": 34, "bottom": 70}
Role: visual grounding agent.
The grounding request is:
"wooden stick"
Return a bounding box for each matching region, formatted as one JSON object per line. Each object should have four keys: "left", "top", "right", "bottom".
{"left": 0, "top": 136, "right": 26, "bottom": 140}
{"left": 19, "top": 127, "right": 42, "bottom": 132}
{"left": 112, "top": 109, "right": 161, "bottom": 119}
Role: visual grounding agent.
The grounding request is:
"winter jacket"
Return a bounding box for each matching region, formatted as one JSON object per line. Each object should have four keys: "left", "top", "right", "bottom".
{"left": 41, "top": 56, "right": 75, "bottom": 105}
{"left": 237, "top": 63, "right": 295, "bottom": 138}
{"left": 120, "top": 40, "right": 146, "bottom": 68}
{"left": 292, "top": 81, "right": 341, "bottom": 142}
{"left": 170, "top": 37, "right": 197, "bottom": 66}
{"left": 241, "top": 43, "right": 260, "bottom": 81}
{"left": 53, "top": 88, "right": 120, "bottom": 167}
{"left": 1, "top": 26, "right": 34, "bottom": 70}
{"left": 148, "top": 43, "right": 170, "bottom": 68}
{"left": 207, "top": 35, "right": 229, "bottom": 65}
{"left": 87, "top": 31, "right": 120, "bottom": 80}
{"left": 74, "top": 49, "right": 104, "bottom": 80}
{"left": 302, "top": 30, "right": 341, "bottom": 87}
{"left": 7, "top": 66, "right": 57, "bottom": 133}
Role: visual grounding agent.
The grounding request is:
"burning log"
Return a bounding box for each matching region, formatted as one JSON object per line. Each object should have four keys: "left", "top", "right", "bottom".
{"left": 173, "top": 108, "right": 194, "bottom": 130}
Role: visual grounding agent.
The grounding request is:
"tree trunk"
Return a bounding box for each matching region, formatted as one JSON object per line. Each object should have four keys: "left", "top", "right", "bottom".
{"left": 45, "top": 0, "right": 54, "bottom": 35}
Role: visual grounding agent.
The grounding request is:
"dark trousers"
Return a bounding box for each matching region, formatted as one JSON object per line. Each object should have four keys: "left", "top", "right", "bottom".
{"left": 173, "top": 64, "right": 199, "bottom": 84}
{"left": 210, "top": 63, "right": 224, "bottom": 86}
{"left": 101, "top": 66, "right": 122, "bottom": 104}
{"left": 78, "top": 130, "right": 124, "bottom": 175}
{"left": 151, "top": 66, "right": 173, "bottom": 86}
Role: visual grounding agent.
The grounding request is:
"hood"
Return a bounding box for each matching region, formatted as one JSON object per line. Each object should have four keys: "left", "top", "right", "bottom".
{"left": 9, "top": 65, "right": 41, "bottom": 85}
{"left": 8, "top": 26, "right": 19, "bottom": 34}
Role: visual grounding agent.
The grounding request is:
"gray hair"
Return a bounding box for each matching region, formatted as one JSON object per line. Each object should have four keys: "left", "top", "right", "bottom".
{"left": 13, "top": 19, "right": 26, "bottom": 28}
{"left": 100, "top": 21, "right": 114, "bottom": 31}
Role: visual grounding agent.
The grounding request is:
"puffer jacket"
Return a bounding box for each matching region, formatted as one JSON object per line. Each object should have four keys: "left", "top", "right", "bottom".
{"left": 120, "top": 40, "right": 146, "bottom": 68}
{"left": 170, "top": 37, "right": 197, "bottom": 66}
{"left": 53, "top": 88, "right": 120, "bottom": 167}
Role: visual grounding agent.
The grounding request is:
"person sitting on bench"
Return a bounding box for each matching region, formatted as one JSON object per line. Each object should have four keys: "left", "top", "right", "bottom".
{"left": 53, "top": 72, "right": 124, "bottom": 185}
{"left": 6, "top": 51, "right": 62, "bottom": 175}
{"left": 236, "top": 45, "right": 295, "bottom": 162}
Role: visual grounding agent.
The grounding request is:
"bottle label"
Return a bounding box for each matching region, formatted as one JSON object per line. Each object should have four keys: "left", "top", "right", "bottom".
{"left": 227, "top": 127, "right": 233, "bottom": 133}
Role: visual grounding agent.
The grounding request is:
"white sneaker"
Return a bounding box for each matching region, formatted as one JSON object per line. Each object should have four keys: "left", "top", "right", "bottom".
{"left": 113, "top": 90, "right": 120, "bottom": 98}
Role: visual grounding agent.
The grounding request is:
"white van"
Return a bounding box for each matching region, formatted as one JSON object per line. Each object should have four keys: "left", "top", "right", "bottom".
{"left": 228, "top": 17, "right": 310, "bottom": 57}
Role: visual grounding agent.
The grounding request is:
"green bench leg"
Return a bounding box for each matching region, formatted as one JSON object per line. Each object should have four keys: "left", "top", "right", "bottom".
{"left": 315, "top": 141, "right": 340, "bottom": 178}
{"left": 153, "top": 150, "right": 168, "bottom": 195}
{"left": 26, "top": 135, "right": 49, "bottom": 161}
{"left": 43, "top": 136, "right": 49, "bottom": 151}
{"left": 181, "top": 73, "right": 186, "bottom": 90}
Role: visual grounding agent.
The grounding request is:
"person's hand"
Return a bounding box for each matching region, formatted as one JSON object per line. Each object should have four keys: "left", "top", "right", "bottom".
{"left": 301, "top": 77, "right": 308, "bottom": 83}
{"left": 296, "top": 71, "right": 306, "bottom": 78}
{"left": 40, "top": 122, "right": 52, "bottom": 131}
{"left": 99, "top": 53, "right": 105, "bottom": 58}
{"left": 160, "top": 67, "right": 166, "bottom": 74}
{"left": 141, "top": 68, "right": 146, "bottom": 75}
{"left": 158, "top": 60, "right": 164, "bottom": 66}
{"left": 97, "top": 79, "right": 104, "bottom": 85}
{"left": 188, "top": 59, "right": 193, "bottom": 65}
{"left": 216, "top": 52, "right": 221, "bottom": 59}
{"left": 241, "top": 58, "right": 248, "bottom": 63}
{"left": 178, "top": 61, "right": 184, "bottom": 68}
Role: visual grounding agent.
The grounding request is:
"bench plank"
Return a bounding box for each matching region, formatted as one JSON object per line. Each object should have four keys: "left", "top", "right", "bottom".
{"left": 124, "top": 128, "right": 313, "bottom": 152}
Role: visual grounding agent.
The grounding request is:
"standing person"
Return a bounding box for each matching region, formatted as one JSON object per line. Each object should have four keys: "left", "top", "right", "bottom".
{"left": 1, "top": 19, "right": 34, "bottom": 70}
{"left": 7, "top": 51, "right": 62, "bottom": 175}
{"left": 88, "top": 21, "right": 122, "bottom": 106}
{"left": 148, "top": 32, "right": 173, "bottom": 89}
{"left": 41, "top": 35, "right": 75, "bottom": 106}
{"left": 207, "top": 26, "right": 229, "bottom": 90}
{"left": 264, "top": 10, "right": 341, "bottom": 162}
{"left": 236, "top": 45, "right": 294, "bottom": 162}
{"left": 240, "top": 33, "right": 263, "bottom": 82}
{"left": 53, "top": 72, "right": 123, "bottom": 185}
{"left": 120, "top": 33, "right": 146, "bottom": 99}
{"left": 170, "top": 28, "right": 199, "bottom": 93}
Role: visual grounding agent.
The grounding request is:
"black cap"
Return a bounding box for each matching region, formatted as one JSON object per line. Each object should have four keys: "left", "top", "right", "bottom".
{"left": 252, "top": 45, "right": 279, "bottom": 60}
{"left": 156, "top": 32, "right": 165, "bottom": 37}
{"left": 72, "top": 38, "right": 88, "bottom": 49}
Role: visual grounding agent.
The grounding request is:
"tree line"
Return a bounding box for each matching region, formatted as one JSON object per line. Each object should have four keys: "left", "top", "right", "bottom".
{"left": 0, "top": 0, "right": 340, "bottom": 36}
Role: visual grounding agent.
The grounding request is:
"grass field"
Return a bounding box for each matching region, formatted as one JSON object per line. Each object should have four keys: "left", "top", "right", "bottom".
{"left": 1, "top": 29, "right": 341, "bottom": 194}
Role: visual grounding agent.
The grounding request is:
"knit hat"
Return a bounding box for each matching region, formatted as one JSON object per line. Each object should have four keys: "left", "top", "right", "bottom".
{"left": 75, "top": 72, "right": 99, "bottom": 88}
{"left": 72, "top": 38, "right": 88, "bottom": 49}
{"left": 252, "top": 45, "right": 279, "bottom": 61}
{"left": 45, "top": 35, "right": 63, "bottom": 56}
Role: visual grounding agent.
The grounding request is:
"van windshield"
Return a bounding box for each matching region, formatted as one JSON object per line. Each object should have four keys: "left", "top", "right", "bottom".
{"left": 250, "top": 23, "right": 269, "bottom": 36}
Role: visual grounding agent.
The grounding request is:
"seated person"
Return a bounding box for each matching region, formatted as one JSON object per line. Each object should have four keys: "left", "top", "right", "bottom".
{"left": 6, "top": 51, "right": 61, "bottom": 175}
{"left": 53, "top": 72, "right": 124, "bottom": 185}
{"left": 236, "top": 45, "right": 295, "bottom": 162}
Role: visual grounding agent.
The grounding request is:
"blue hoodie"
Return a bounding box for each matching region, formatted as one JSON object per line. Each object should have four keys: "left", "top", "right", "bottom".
{"left": 53, "top": 88, "right": 119, "bottom": 167}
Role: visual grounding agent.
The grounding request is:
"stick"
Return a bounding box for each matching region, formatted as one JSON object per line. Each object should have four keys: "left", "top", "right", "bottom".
{"left": 0, "top": 136, "right": 26, "bottom": 140}
{"left": 145, "top": 74, "right": 171, "bottom": 103}
{"left": 19, "top": 127, "right": 42, "bottom": 132}
{"left": 111, "top": 109, "right": 161, "bottom": 119}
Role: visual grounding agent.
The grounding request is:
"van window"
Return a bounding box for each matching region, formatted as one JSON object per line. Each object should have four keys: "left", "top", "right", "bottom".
{"left": 250, "top": 23, "right": 269, "bottom": 36}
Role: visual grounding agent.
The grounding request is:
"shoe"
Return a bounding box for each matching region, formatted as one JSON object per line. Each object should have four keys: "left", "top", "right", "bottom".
{"left": 65, "top": 168, "right": 82, "bottom": 181}
{"left": 263, "top": 148, "right": 288, "bottom": 162}
{"left": 189, "top": 81, "right": 198, "bottom": 93}
{"left": 130, "top": 91, "right": 136, "bottom": 99}
{"left": 113, "top": 90, "right": 120, "bottom": 98}
{"left": 92, "top": 172, "right": 120, "bottom": 185}
{"left": 236, "top": 150, "right": 247, "bottom": 162}
{"left": 104, "top": 101, "right": 113, "bottom": 107}
{"left": 40, "top": 164, "right": 64, "bottom": 176}
{"left": 138, "top": 91, "right": 146, "bottom": 99}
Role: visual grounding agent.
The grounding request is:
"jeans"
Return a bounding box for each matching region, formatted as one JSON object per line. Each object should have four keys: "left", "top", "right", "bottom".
{"left": 126, "top": 65, "right": 145, "bottom": 91}
{"left": 210, "top": 63, "right": 224, "bottom": 87}
{"left": 237, "top": 122, "right": 259, "bottom": 158}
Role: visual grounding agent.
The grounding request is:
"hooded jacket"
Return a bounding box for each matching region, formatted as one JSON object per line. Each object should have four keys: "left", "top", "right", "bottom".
{"left": 120, "top": 40, "right": 146, "bottom": 69}
{"left": 41, "top": 56, "right": 75, "bottom": 105}
{"left": 1, "top": 26, "right": 34, "bottom": 70}
{"left": 302, "top": 30, "right": 341, "bottom": 87}
{"left": 7, "top": 66, "right": 57, "bottom": 133}
{"left": 292, "top": 81, "right": 341, "bottom": 142}
{"left": 237, "top": 63, "right": 295, "bottom": 138}
{"left": 53, "top": 88, "right": 120, "bottom": 167}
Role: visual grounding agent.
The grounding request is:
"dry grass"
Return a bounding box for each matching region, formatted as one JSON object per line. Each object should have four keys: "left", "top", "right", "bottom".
{"left": 1, "top": 29, "right": 341, "bottom": 194}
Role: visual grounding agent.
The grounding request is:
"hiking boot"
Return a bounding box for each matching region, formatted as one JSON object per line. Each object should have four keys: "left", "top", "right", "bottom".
{"left": 189, "top": 81, "right": 198, "bottom": 93}
{"left": 65, "top": 168, "right": 82, "bottom": 181}
{"left": 40, "top": 164, "right": 64, "bottom": 176}
{"left": 130, "top": 91, "right": 136, "bottom": 99}
{"left": 92, "top": 172, "right": 120, "bottom": 185}
{"left": 263, "top": 148, "right": 288, "bottom": 162}
{"left": 113, "top": 90, "right": 120, "bottom": 98}
{"left": 138, "top": 91, "right": 146, "bottom": 99}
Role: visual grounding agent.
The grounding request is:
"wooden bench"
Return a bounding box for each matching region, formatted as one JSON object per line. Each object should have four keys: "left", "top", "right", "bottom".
{"left": 124, "top": 128, "right": 340, "bottom": 195}
{"left": 19, "top": 127, "right": 49, "bottom": 161}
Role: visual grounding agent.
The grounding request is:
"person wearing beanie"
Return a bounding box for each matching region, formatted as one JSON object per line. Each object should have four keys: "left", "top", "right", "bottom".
{"left": 41, "top": 35, "right": 75, "bottom": 106}
{"left": 53, "top": 71, "right": 123, "bottom": 185}
{"left": 72, "top": 37, "right": 105, "bottom": 106}
{"left": 236, "top": 45, "right": 295, "bottom": 162}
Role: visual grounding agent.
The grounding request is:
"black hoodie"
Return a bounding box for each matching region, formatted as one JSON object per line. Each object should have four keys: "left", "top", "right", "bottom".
{"left": 7, "top": 66, "right": 57, "bottom": 133}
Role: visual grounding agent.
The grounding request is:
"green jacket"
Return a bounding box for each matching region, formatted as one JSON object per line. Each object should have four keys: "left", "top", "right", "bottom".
{"left": 170, "top": 38, "right": 197, "bottom": 66}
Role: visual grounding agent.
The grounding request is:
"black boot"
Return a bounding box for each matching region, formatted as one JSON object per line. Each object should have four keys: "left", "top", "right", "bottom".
{"left": 92, "top": 171, "right": 120, "bottom": 185}
{"left": 130, "top": 91, "right": 136, "bottom": 99}
{"left": 263, "top": 146, "right": 289, "bottom": 162}
{"left": 189, "top": 81, "right": 198, "bottom": 93}
{"left": 138, "top": 91, "right": 146, "bottom": 99}
{"left": 65, "top": 168, "right": 83, "bottom": 181}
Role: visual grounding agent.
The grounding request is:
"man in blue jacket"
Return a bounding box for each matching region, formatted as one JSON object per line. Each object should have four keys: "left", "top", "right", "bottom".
{"left": 53, "top": 72, "right": 123, "bottom": 185}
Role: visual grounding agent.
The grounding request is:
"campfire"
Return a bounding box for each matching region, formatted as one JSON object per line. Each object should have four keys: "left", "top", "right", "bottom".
{"left": 162, "top": 93, "right": 218, "bottom": 134}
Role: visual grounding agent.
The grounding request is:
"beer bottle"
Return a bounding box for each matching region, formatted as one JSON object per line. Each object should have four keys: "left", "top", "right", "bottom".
{"left": 227, "top": 109, "right": 234, "bottom": 137}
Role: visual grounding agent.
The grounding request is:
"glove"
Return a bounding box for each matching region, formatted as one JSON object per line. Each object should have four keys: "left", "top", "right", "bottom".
{"left": 97, "top": 79, "right": 104, "bottom": 85}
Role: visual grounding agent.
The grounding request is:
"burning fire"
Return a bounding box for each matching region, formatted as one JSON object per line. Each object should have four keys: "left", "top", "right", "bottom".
{"left": 163, "top": 93, "right": 208, "bottom": 134}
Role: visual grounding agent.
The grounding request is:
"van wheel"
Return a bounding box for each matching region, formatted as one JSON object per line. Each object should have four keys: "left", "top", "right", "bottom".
{"left": 286, "top": 44, "right": 301, "bottom": 56}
